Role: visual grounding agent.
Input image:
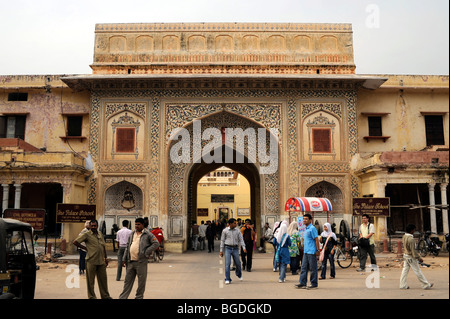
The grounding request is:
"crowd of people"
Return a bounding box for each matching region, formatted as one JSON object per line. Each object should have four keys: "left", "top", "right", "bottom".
{"left": 71, "top": 214, "right": 434, "bottom": 299}
{"left": 215, "top": 214, "right": 434, "bottom": 291}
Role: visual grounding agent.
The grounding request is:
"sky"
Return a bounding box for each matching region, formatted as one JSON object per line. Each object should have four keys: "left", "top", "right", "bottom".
{"left": 0, "top": 0, "right": 448, "bottom": 76}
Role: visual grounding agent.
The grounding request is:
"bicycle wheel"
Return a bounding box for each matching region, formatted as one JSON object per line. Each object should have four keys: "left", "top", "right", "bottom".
{"left": 336, "top": 249, "right": 353, "bottom": 269}
{"left": 417, "top": 240, "right": 428, "bottom": 257}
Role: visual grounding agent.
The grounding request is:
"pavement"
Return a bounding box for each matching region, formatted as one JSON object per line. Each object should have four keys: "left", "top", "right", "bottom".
{"left": 33, "top": 241, "right": 449, "bottom": 302}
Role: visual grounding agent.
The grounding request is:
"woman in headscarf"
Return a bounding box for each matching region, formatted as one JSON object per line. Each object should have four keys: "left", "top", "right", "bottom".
{"left": 319, "top": 222, "right": 337, "bottom": 279}
{"left": 272, "top": 221, "right": 281, "bottom": 272}
{"left": 274, "top": 222, "right": 291, "bottom": 283}
{"left": 287, "top": 221, "right": 301, "bottom": 275}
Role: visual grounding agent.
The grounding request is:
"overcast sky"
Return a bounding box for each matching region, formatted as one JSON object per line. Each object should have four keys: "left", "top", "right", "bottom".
{"left": 0, "top": 0, "right": 448, "bottom": 76}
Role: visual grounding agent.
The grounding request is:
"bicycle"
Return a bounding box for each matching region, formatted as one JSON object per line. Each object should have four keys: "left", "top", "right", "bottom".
{"left": 335, "top": 236, "right": 360, "bottom": 269}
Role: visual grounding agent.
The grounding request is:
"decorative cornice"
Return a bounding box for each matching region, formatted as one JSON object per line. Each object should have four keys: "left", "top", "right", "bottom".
{"left": 95, "top": 23, "right": 353, "bottom": 33}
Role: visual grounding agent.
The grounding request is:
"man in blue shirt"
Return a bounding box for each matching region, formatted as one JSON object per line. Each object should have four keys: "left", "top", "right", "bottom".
{"left": 295, "top": 214, "right": 320, "bottom": 289}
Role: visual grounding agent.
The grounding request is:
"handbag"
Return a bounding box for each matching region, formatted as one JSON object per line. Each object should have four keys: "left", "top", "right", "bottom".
{"left": 359, "top": 237, "right": 370, "bottom": 248}
{"left": 319, "top": 234, "right": 331, "bottom": 262}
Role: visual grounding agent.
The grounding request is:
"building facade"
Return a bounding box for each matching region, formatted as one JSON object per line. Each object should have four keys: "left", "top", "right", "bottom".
{"left": 1, "top": 23, "right": 448, "bottom": 253}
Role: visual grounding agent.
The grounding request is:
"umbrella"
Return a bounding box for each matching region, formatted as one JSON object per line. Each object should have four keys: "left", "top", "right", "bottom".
{"left": 285, "top": 197, "right": 333, "bottom": 223}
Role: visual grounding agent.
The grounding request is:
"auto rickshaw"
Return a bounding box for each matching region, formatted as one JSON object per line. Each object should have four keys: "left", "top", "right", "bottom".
{"left": 0, "top": 218, "right": 37, "bottom": 299}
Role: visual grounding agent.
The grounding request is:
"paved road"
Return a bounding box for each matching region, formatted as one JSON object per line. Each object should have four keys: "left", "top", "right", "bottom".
{"left": 36, "top": 242, "right": 449, "bottom": 301}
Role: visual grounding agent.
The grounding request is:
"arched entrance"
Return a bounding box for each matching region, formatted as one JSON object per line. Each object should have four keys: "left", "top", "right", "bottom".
{"left": 304, "top": 181, "right": 345, "bottom": 234}
{"left": 187, "top": 145, "right": 261, "bottom": 241}
{"left": 166, "top": 110, "right": 281, "bottom": 251}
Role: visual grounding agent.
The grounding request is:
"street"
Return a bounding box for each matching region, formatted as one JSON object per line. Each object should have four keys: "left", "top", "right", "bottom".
{"left": 35, "top": 245, "right": 449, "bottom": 300}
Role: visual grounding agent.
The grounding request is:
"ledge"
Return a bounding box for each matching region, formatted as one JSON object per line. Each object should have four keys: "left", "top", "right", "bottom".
{"left": 60, "top": 136, "right": 87, "bottom": 142}
{"left": 363, "top": 136, "right": 390, "bottom": 142}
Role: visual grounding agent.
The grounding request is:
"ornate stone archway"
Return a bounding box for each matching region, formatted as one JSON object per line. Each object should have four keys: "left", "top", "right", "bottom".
{"left": 165, "top": 106, "right": 281, "bottom": 247}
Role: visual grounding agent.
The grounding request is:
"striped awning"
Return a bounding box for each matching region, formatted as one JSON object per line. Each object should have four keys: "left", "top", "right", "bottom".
{"left": 285, "top": 197, "right": 333, "bottom": 212}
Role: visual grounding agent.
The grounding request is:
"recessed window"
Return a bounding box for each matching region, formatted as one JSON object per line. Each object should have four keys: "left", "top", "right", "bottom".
{"left": 66, "top": 116, "right": 83, "bottom": 137}
{"left": 425, "top": 115, "right": 445, "bottom": 146}
{"left": 8, "top": 93, "right": 28, "bottom": 101}
{"left": 368, "top": 116, "right": 382, "bottom": 136}
{"left": 0, "top": 115, "right": 26, "bottom": 139}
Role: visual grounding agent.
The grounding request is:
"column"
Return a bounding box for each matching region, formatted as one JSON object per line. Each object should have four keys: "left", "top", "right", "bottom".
{"left": 14, "top": 184, "right": 22, "bottom": 209}
{"left": 441, "top": 183, "right": 448, "bottom": 234}
{"left": 428, "top": 182, "right": 437, "bottom": 234}
{"left": 2, "top": 184, "right": 9, "bottom": 214}
{"left": 375, "top": 181, "right": 387, "bottom": 241}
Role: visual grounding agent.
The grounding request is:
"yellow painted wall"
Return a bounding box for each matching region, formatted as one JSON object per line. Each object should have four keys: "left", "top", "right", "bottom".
{"left": 357, "top": 75, "right": 449, "bottom": 153}
{"left": 196, "top": 174, "right": 251, "bottom": 224}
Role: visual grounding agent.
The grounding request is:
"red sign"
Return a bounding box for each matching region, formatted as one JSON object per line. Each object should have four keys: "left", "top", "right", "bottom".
{"left": 3, "top": 209, "right": 46, "bottom": 231}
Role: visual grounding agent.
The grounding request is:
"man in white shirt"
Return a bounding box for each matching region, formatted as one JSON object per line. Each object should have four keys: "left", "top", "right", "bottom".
{"left": 199, "top": 220, "right": 208, "bottom": 251}
{"left": 115, "top": 220, "right": 132, "bottom": 281}
{"left": 357, "top": 214, "right": 377, "bottom": 272}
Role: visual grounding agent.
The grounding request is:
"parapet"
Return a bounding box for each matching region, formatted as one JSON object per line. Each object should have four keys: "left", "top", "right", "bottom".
{"left": 92, "top": 23, "right": 355, "bottom": 75}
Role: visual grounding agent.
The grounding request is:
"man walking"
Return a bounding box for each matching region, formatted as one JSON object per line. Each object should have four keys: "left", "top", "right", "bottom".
{"left": 240, "top": 219, "right": 256, "bottom": 272}
{"left": 206, "top": 221, "right": 215, "bottom": 253}
{"left": 357, "top": 214, "right": 377, "bottom": 272}
{"left": 199, "top": 220, "right": 208, "bottom": 251}
{"left": 73, "top": 220, "right": 112, "bottom": 299}
{"left": 191, "top": 221, "right": 200, "bottom": 251}
{"left": 399, "top": 224, "right": 433, "bottom": 290}
{"left": 259, "top": 222, "right": 273, "bottom": 253}
{"left": 119, "top": 218, "right": 160, "bottom": 299}
{"left": 115, "top": 220, "right": 132, "bottom": 281}
{"left": 295, "top": 214, "right": 320, "bottom": 289}
{"left": 220, "top": 218, "right": 247, "bottom": 285}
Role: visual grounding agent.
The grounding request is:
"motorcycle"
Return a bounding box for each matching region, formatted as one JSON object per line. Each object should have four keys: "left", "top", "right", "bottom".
{"left": 417, "top": 231, "right": 442, "bottom": 257}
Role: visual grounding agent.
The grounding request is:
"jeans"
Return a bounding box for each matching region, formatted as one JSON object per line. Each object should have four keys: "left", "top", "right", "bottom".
{"left": 224, "top": 246, "right": 242, "bottom": 282}
{"left": 192, "top": 235, "right": 199, "bottom": 250}
{"left": 320, "top": 252, "right": 335, "bottom": 278}
{"left": 279, "top": 263, "right": 287, "bottom": 281}
{"left": 116, "top": 247, "right": 126, "bottom": 280}
{"left": 359, "top": 244, "right": 377, "bottom": 269}
{"left": 241, "top": 241, "right": 253, "bottom": 270}
{"left": 299, "top": 253, "right": 318, "bottom": 287}
{"left": 290, "top": 255, "right": 300, "bottom": 274}
{"left": 207, "top": 237, "right": 214, "bottom": 252}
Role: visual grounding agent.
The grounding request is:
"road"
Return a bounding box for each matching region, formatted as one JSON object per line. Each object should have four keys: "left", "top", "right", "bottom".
{"left": 35, "top": 244, "right": 449, "bottom": 301}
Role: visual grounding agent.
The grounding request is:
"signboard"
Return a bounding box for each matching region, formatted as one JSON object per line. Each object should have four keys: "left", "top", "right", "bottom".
{"left": 56, "top": 204, "right": 96, "bottom": 223}
{"left": 211, "top": 194, "right": 234, "bottom": 203}
{"left": 352, "top": 197, "right": 390, "bottom": 217}
{"left": 3, "top": 209, "right": 46, "bottom": 231}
